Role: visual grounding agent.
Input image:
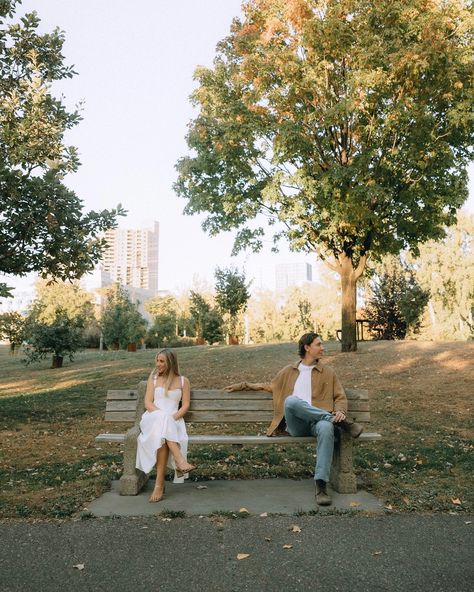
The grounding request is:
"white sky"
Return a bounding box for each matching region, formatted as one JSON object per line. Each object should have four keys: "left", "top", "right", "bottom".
{"left": 4, "top": 0, "right": 474, "bottom": 296}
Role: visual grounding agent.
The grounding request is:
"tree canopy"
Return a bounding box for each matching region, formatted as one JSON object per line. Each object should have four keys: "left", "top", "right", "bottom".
{"left": 0, "top": 1, "right": 124, "bottom": 297}
{"left": 175, "top": 0, "right": 474, "bottom": 350}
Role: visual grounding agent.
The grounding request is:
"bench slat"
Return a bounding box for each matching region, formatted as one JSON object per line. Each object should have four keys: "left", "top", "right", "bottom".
{"left": 106, "top": 390, "right": 138, "bottom": 400}
{"left": 95, "top": 431, "right": 382, "bottom": 444}
{"left": 105, "top": 411, "right": 137, "bottom": 422}
{"left": 186, "top": 410, "right": 371, "bottom": 423}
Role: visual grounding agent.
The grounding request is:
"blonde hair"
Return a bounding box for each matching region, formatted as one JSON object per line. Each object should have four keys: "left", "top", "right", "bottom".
{"left": 151, "top": 349, "right": 180, "bottom": 396}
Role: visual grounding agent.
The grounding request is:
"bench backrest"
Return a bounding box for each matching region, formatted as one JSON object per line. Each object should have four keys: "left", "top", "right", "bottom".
{"left": 104, "top": 381, "right": 370, "bottom": 426}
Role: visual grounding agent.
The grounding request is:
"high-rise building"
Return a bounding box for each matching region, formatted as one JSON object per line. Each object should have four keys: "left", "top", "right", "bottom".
{"left": 100, "top": 221, "right": 159, "bottom": 294}
{"left": 275, "top": 261, "right": 313, "bottom": 291}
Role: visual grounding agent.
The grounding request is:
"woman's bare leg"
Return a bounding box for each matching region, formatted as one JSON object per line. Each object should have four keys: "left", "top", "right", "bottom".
{"left": 165, "top": 440, "right": 195, "bottom": 473}
{"left": 149, "top": 444, "right": 169, "bottom": 502}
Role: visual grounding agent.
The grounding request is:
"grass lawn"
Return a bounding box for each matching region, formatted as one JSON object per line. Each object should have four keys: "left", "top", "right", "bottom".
{"left": 0, "top": 340, "right": 472, "bottom": 519}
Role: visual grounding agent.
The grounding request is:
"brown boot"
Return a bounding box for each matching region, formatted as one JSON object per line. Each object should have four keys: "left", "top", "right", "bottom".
{"left": 338, "top": 419, "right": 364, "bottom": 439}
{"left": 315, "top": 479, "right": 332, "bottom": 506}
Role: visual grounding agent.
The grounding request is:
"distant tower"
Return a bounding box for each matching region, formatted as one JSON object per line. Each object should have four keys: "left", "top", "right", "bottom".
{"left": 275, "top": 262, "right": 312, "bottom": 291}
{"left": 100, "top": 221, "right": 159, "bottom": 293}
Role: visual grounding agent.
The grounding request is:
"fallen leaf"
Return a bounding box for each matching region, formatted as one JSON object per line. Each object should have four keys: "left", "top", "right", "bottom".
{"left": 402, "top": 496, "right": 410, "bottom": 505}
{"left": 282, "top": 544, "right": 293, "bottom": 549}
{"left": 452, "top": 498, "right": 462, "bottom": 506}
{"left": 264, "top": 537, "right": 271, "bottom": 542}
{"left": 73, "top": 564, "right": 85, "bottom": 570}
{"left": 260, "top": 512, "right": 268, "bottom": 517}
{"left": 239, "top": 507, "right": 249, "bottom": 513}
{"left": 196, "top": 485, "right": 207, "bottom": 490}
{"left": 237, "top": 553, "right": 250, "bottom": 560}
{"left": 384, "top": 504, "right": 393, "bottom": 510}
{"left": 372, "top": 551, "right": 382, "bottom": 556}
{"left": 290, "top": 525, "right": 301, "bottom": 532}
{"left": 350, "top": 502, "right": 361, "bottom": 508}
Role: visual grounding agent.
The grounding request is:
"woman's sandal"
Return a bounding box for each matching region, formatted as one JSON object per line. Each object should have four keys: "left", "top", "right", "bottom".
{"left": 175, "top": 464, "right": 196, "bottom": 478}
{"left": 149, "top": 483, "right": 166, "bottom": 503}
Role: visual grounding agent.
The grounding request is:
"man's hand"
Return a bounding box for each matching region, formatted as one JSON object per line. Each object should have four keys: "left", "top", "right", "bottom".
{"left": 332, "top": 410, "right": 346, "bottom": 423}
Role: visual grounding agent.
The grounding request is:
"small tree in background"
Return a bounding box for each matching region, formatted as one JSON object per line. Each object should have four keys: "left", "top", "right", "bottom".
{"left": 214, "top": 267, "right": 251, "bottom": 344}
{"left": 364, "top": 257, "right": 429, "bottom": 340}
{"left": 101, "top": 283, "right": 147, "bottom": 350}
{"left": 0, "top": 311, "right": 26, "bottom": 354}
{"left": 189, "top": 291, "right": 224, "bottom": 344}
{"left": 23, "top": 307, "right": 85, "bottom": 367}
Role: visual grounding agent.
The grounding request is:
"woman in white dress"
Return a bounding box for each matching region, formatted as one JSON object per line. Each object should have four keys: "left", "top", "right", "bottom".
{"left": 136, "top": 349, "right": 196, "bottom": 502}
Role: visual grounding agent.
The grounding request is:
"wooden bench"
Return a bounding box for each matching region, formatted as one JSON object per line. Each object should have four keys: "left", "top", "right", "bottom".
{"left": 96, "top": 381, "right": 382, "bottom": 495}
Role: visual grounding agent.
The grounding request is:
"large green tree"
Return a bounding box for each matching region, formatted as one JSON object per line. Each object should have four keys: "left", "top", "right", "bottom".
{"left": 0, "top": 1, "right": 124, "bottom": 297}
{"left": 175, "top": 0, "right": 474, "bottom": 351}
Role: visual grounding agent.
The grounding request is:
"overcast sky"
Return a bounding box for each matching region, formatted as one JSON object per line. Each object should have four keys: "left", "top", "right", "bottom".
{"left": 4, "top": 0, "right": 474, "bottom": 295}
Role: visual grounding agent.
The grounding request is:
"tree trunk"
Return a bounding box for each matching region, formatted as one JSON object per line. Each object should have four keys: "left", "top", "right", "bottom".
{"left": 51, "top": 355, "right": 63, "bottom": 368}
{"left": 324, "top": 252, "right": 368, "bottom": 353}
{"left": 340, "top": 262, "right": 357, "bottom": 352}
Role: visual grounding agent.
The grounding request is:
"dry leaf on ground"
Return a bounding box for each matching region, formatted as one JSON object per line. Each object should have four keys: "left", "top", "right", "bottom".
{"left": 73, "top": 564, "right": 85, "bottom": 570}
{"left": 350, "top": 502, "right": 361, "bottom": 507}
{"left": 290, "top": 525, "right": 301, "bottom": 532}
{"left": 237, "top": 553, "right": 250, "bottom": 560}
{"left": 452, "top": 498, "right": 462, "bottom": 505}
{"left": 239, "top": 507, "right": 249, "bottom": 513}
{"left": 282, "top": 544, "right": 293, "bottom": 549}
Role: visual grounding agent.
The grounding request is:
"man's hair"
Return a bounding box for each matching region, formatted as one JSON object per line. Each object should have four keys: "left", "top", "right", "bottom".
{"left": 298, "top": 332, "right": 320, "bottom": 358}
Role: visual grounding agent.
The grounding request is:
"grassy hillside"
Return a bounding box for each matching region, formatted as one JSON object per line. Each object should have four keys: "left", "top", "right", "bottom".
{"left": 0, "top": 340, "right": 472, "bottom": 518}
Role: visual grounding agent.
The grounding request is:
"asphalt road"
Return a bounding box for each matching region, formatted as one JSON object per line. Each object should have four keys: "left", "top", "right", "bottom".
{"left": 1, "top": 514, "right": 473, "bottom": 592}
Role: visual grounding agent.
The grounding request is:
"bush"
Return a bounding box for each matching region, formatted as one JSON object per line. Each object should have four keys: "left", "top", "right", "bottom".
{"left": 364, "top": 257, "right": 430, "bottom": 340}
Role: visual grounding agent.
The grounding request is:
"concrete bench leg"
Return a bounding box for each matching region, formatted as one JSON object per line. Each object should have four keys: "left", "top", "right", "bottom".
{"left": 330, "top": 430, "right": 357, "bottom": 494}
{"left": 119, "top": 425, "right": 149, "bottom": 495}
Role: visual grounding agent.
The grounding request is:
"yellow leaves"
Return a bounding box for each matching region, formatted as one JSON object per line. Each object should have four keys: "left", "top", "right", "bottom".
{"left": 237, "top": 553, "right": 250, "bottom": 560}
{"left": 454, "top": 81, "right": 464, "bottom": 89}
{"left": 350, "top": 501, "right": 361, "bottom": 508}
{"left": 260, "top": 17, "right": 285, "bottom": 44}
{"left": 239, "top": 507, "right": 250, "bottom": 514}
{"left": 282, "top": 544, "right": 293, "bottom": 549}
{"left": 452, "top": 498, "right": 462, "bottom": 506}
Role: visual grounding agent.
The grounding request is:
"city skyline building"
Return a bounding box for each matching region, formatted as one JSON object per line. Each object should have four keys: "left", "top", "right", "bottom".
{"left": 275, "top": 262, "right": 313, "bottom": 292}
{"left": 100, "top": 221, "right": 159, "bottom": 294}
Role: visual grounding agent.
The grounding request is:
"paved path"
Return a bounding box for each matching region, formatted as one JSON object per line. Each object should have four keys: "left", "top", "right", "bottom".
{"left": 1, "top": 514, "right": 472, "bottom": 592}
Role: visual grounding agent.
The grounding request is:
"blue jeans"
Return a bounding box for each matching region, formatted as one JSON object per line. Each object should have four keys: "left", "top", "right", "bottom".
{"left": 284, "top": 395, "right": 335, "bottom": 482}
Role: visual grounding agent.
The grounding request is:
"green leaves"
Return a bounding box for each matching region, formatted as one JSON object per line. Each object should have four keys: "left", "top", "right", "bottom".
{"left": 0, "top": 3, "right": 125, "bottom": 292}
{"left": 176, "top": 0, "right": 473, "bottom": 268}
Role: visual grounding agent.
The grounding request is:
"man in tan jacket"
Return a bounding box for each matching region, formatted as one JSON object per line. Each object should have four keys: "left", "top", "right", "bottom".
{"left": 225, "top": 332, "right": 362, "bottom": 506}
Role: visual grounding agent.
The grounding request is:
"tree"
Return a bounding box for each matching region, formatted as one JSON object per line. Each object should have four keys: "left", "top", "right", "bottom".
{"left": 409, "top": 212, "right": 474, "bottom": 340}
{"left": 0, "top": 1, "right": 124, "bottom": 297}
{"left": 31, "top": 279, "right": 95, "bottom": 325}
{"left": 175, "top": 0, "right": 474, "bottom": 351}
{"left": 214, "top": 267, "right": 251, "bottom": 342}
{"left": 100, "top": 283, "right": 147, "bottom": 350}
{"left": 23, "top": 307, "right": 85, "bottom": 367}
{"left": 0, "top": 310, "right": 25, "bottom": 353}
{"left": 189, "top": 290, "right": 224, "bottom": 344}
{"left": 363, "top": 256, "right": 429, "bottom": 340}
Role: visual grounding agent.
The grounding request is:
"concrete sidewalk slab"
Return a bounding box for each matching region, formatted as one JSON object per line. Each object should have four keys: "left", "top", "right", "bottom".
{"left": 88, "top": 478, "right": 384, "bottom": 516}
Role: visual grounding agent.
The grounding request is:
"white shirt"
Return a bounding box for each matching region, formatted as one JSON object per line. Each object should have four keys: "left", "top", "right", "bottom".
{"left": 292, "top": 362, "right": 314, "bottom": 404}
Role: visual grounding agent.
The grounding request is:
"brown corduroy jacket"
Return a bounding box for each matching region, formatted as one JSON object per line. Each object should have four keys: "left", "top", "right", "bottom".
{"left": 227, "top": 360, "right": 347, "bottom": 436}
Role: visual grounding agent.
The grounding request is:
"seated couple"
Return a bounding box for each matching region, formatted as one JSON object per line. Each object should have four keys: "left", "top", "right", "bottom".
{"left": 136, "top": 333, "right": 363, "bottom": 506}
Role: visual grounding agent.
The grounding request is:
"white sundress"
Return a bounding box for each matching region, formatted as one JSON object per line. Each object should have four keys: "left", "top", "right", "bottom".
{"left": 135, "top": 376, "right": 189, "bottom": 483}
